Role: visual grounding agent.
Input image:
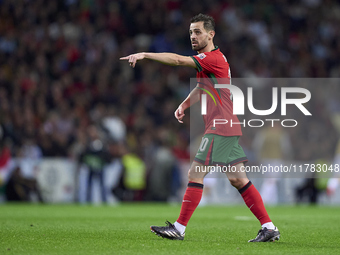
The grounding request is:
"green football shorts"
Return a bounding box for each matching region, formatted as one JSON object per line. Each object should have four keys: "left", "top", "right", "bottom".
{"left": 194, "top": 134, "right": 248, "bottom": 166}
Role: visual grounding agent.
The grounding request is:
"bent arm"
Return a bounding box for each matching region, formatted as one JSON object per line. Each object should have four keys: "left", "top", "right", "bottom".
{"left": 181, "top": 85, "right": 201, "bottom": 110}
{"left": 174, "top": 85, "right": 201, "bottom": 123}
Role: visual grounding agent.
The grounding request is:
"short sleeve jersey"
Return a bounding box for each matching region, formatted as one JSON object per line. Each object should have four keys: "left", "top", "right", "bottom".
{"left": 190, "top": 46, "right": 242, "bottom": 137}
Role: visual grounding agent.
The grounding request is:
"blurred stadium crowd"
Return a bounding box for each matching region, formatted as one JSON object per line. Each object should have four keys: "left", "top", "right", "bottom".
{"left": 1, "top": 0, "right": 340, "bottom": 202}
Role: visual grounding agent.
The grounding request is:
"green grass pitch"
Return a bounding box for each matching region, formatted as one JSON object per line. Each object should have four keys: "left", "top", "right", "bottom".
{"left": 1, "top": 203, "right": 340, "bottom": 255}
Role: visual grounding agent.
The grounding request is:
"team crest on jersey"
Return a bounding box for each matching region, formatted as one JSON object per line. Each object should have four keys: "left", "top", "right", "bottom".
{"left": 197, "top": 53, "right": 206, "bottom": 60}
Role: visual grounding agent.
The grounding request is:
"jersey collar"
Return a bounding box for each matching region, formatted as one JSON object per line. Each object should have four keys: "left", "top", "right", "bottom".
{"left": 211, "top": 46, "right": 219, "bottom": 52}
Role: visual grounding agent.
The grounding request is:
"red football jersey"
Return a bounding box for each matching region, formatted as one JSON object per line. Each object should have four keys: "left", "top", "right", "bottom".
{"left": 190, "top": 46, "right": 242, "bottom": 137}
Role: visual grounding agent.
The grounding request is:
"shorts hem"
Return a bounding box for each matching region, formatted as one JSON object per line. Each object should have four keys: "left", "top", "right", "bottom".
{"left": 229, "top": 157, "right": 248, "bottom": 166}
{"left": 211, "top": 157, "right": 248, "bottom": 167}
{"left": 194, "top": 157, "right": 205, "bottom": 164}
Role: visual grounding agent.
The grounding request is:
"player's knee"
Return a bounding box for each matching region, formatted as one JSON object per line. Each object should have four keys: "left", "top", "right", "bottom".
{"left": 187, "top": 170, "right": 191, "bottom": 180}
{"left": 188, "top": 169, "right": 197, "bottom": 180}
{"left": 228, "top": 178, "right": 244, "bottom": 189}
{"left": 188, "top": 168, "right": 204, "bottom": 183}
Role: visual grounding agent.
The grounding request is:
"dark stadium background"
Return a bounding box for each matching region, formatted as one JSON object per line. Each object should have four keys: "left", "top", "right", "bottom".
{"left": 1, "top": 0, "right": 340, "bottom": 204}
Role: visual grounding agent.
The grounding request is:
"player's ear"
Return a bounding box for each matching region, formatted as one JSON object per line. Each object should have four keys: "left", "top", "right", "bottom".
{"left": 209, "top": 30, "right": 215, "bottom": 40}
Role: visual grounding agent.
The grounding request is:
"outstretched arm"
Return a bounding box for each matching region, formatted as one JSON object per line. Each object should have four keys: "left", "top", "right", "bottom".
{"left": 120, "top": 52, "right": 196, "bottom": 68}
{"left": 174, "top": 85, "right": 200, "bottom": 123}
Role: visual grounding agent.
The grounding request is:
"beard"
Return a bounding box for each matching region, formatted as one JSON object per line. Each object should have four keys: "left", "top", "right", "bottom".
{"left": 192, "top": 42, "right": 208, "bottom": 51}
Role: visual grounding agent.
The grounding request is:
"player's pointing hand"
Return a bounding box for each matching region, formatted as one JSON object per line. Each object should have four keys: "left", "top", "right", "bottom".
{"left": 120, "top": 53, "right": 145, "bottom": 68}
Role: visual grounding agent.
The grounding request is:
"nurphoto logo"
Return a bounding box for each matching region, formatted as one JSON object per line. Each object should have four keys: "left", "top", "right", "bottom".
{"left": 201, "top": 84, "right": 312, "bottom": 128}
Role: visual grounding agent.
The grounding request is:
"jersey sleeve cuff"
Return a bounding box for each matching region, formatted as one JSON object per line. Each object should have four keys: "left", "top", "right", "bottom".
{"left": 190, "top": 56, "right": 203, "bottom": 72}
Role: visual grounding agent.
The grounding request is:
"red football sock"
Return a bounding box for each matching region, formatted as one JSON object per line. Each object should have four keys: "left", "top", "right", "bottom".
{"left": 176, "top": 182, "right": 203, "bottom": 226}
{"left": 239, "top": 181, "right": 271, "bottom": 225}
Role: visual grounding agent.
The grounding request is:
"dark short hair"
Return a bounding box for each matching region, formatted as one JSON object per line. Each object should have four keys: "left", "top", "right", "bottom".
{"left": 190, "top": 13, "right": 215, "bottom": 32}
